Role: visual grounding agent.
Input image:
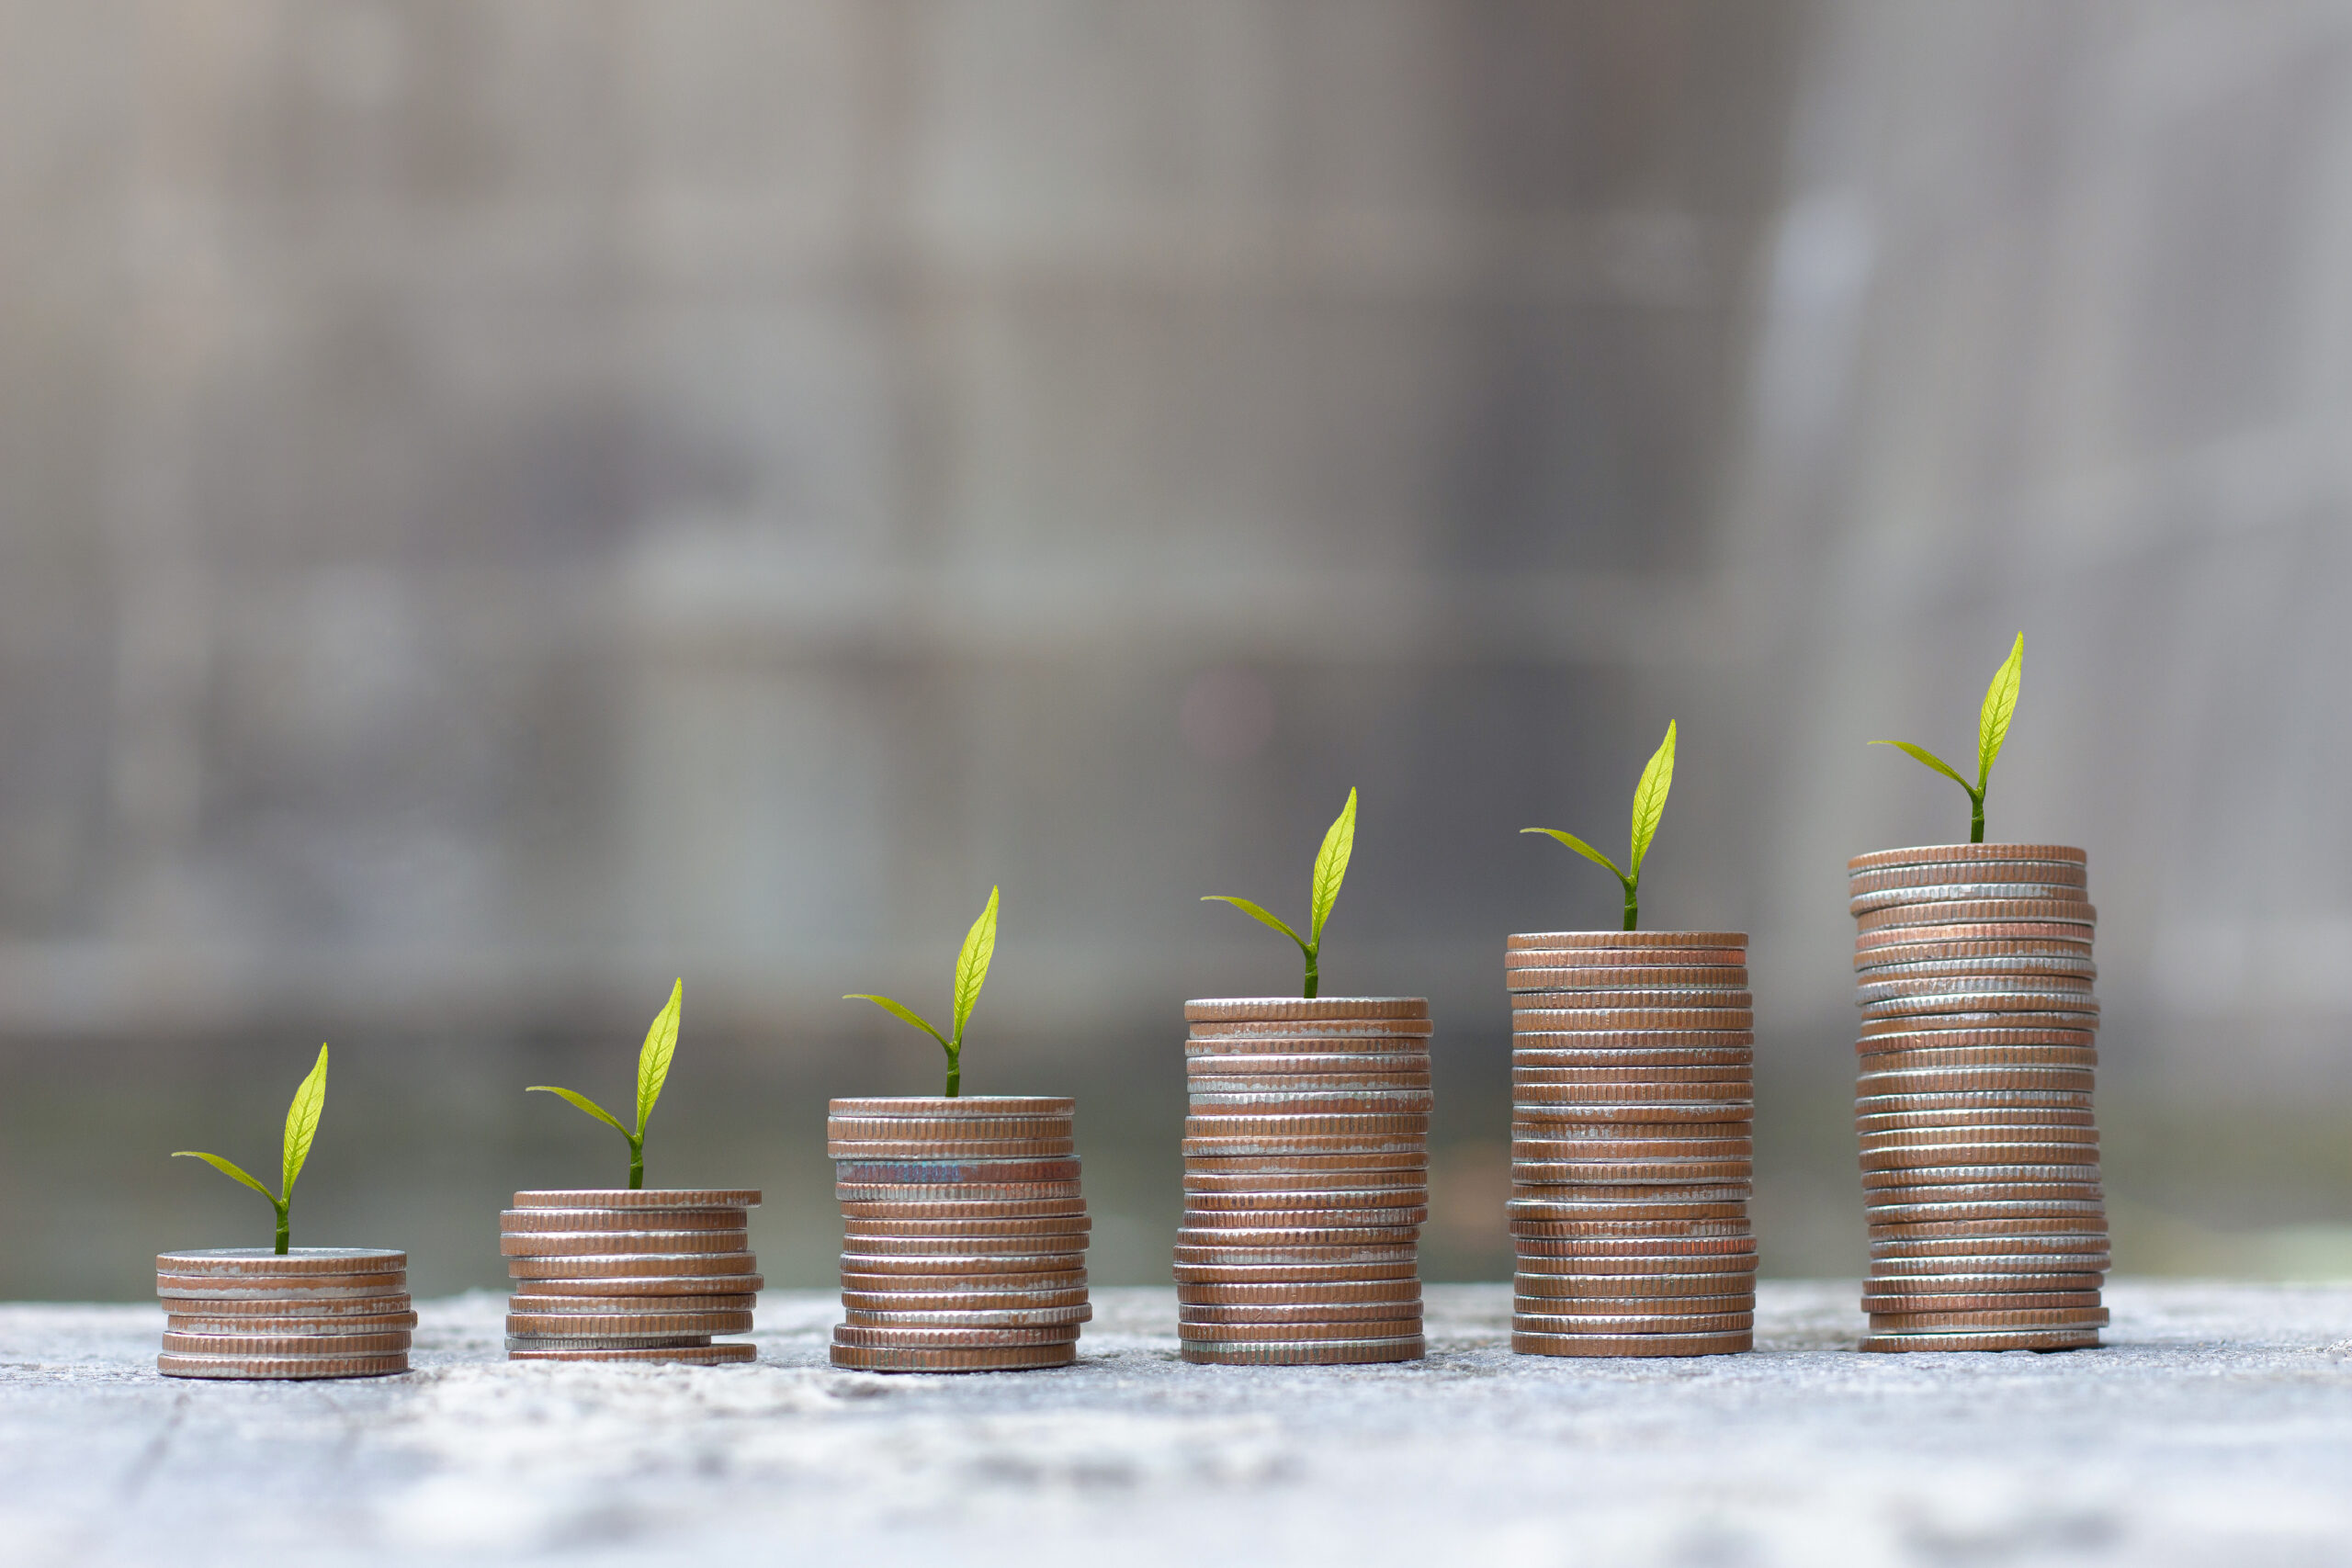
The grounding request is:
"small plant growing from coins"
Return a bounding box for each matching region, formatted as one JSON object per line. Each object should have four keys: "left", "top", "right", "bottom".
{"left": 174, "top": 1044, "right": 330, "bottom": 1256}
{"left": 1523, "top": 722, "right": 1676, "bottom": 932}
{"left": 528, "top": 979, "right": 682, "bottom": 1190}
{"left": 845, "top": 886, "right": 999, "bottom": 1098}
{"left": 1871, "top": 633, "right": 2022, "bottom": 844}
{"left": 1203, "top": 787, "right": 1357, "bottom": 998}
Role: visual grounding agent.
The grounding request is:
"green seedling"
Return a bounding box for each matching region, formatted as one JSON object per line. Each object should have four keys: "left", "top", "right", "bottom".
{"left": 174, "top": 1043, "right": 329, "bottom": 1256}
{"left": 528, "top": 979, "right": 683, "bottom": 1190}
{"left": 846, "top": 886, "right": 999, "bottom": 1098}
{"left": 1871, "top": 633, "right": 2023, "bottom": 844}
{"left": 1204, "top": 787, "right": 1357, "bottom": 999}
{"left": 1523, "top": 721, "right": 1677, "bottom": 932}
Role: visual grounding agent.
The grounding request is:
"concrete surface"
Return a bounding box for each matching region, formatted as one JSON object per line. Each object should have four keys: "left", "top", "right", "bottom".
{"left": 4, "top": 1281, "right": 2350, "bottom": 1567}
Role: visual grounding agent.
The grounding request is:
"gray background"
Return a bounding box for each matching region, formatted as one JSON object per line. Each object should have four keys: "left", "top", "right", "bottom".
{"left": 1, "top": 0, "right": 2346, "bottom": 1299}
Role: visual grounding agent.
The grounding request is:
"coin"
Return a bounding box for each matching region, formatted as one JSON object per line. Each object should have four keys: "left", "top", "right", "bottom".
{"left": 841, "top": 1268, "right": 1082, "bottom": 1292}
{"left": 504, "top": 1334, "right": 711, "bottom": 1351}
{"left": 829, "top": 1097, "right": 1075, "bottom": 1119}
{"left": 1506, "top": 968, "right": 1750, "bottom": 993}
{"left": 1182, "top": 1135, "right": 1429, "bottom": 1157}
{"left": 1849, "top": 843, "right": 2086, "bottom": 871}
{"left": 838, "top": 1199, "right": 1091, "bottom": 1221}
{"left": 841, "top": 1235, "right": 1092, "bottom": 1259}
{"left": 1856, "top": 1027, "right": 2098, "bottom": 1055}
{"left": 1861, "top": 1269, "right": 2104, "bottom": 1291}
{"left": 1511, "top": 1009, "right": 1756, "bottom": 1031}
{"left": 835, "top": 1182, "right": 1086, "bottom": 1204}
{"left": 1851, "top": 882, "right": 2091, "bottom": 914}
{"left": 1184, "top": 1188, "right": 1428, "bottom": 1211}
{"left": 156, "top": 1248, "right": 406, "bottom": 1275}
{"left": 508, "top": 1252, "right": 757, "bottom": 1279}
{"left": 1869, "top": 1307, "right": 2109, "bottom": 1331}
{"left": 1182, "top": 1208, "right": 1429, "bottom": 1230}
{"left": 501, "top": 1208, "right": 745, "bottom": 1233}
{"left": 1185, "top": 998, "right": 1429, "bottom": 1022}
{"left": 161, "top": 1330, "right": 412, "bottom": 1355}
{"left": 1861, "top": 1146, "right": 2099, "bottom": 1174}
{"left": 840, "top": 1251, "right": 1091, "bottom": 1274}
{"left": 1510, "top": 1331, "right": 1750, "bottom": 1358}
{"left": 510, "top": 1344, "right": 758, "bottom": 1364}
{"left": 1854, "top": 899, "right": 2095, "bottom": 931}
{"left": 156, "top": 1293, "right": 413, "bottom": 1317}
{"left": 156, "top": 1274, "right": 405, "bottom": 1299}
{"left": 1189, "top": 1063, "right": 1431, "bottom": 1085}
{"left": 500, "top": 1229, "right": 750, "bottom": 1258}
{"left": 1854, "top": 1093, "right": 2093, "bottom": 1116}
{"left": 166, "top": 1312, "right": 418, "bottom": 1336}
{"left": 830, "top": 1342, "right": 1075, "bottom": 1372}
{"left": 827, "top": 1138, "right": 1079, "bottom": 1159}
{"left": 842, "top": 1215, "right": 1091, "bottom": 1237}
{"left": 841, "top": 1289, "right": 1091, "bottom": 1312}
{"left": 1849, "top": 860, "right": 2086, "bottom": 892}
{"left": 1514, "top": 1270, "right": 1755, "bottom": 1298}
{"left": 1511, "top": 1218, "right": 1750, "bottom": 1244}
{"left": 1178, "top": 1302, "right": 1422, "bottom": 1325}
{"left": 1510, "top": 931, "right": 1746, "bottom": 950}
{"left": 506, "top": 1310, "right": 752, "bottom": 1336}
{"left": 1869, "top": 1252, "right": 2110, "bottom": 1272}
{"left": 1176, "top": 1223, "right": 1421, "bottom": 1246}
{"left": 1173, "top": 1245, "right": 1418, "bottom": 1267}
{"left": 1505, "top": 1159, "right": 1752, "bottom": 1183}
{"left": 513, "top": 1190, "right": 761, "bottom": 1209}
{"left": 510, "top": 1295, "right": 754, "bottom": 1314}
{"left": 1179, "top": 1337, "right": 1423, "bottom": 1365}
{"left": 1187, "top": 1021, "right": 1433, "bottom": 1041}
{"left": 845, "top": 1304, "right": 1093, "bottom": 1328}
{"left": 1510, "top": 987, "right": 1758, "bottom": 1011}
{"left": 1853, "top": 1046, "right": 2098, "bottom": 1071}
{"left": 1862, "top": 1165, "right": 2102, "bottom": 1189}
{"left": 832, "top": 1323, "right": 1080, "bottom": 1348}
{"left": 1516, "top": 1081, "right": 1753, "bottom": 1105}
{"left": 831, "top": 1158, "right": 1081, "bottom": 1185}
{"left": 1511, "top": 1309, "right": 1754, "bottom": 1334}
{"left": 1860, "top": 1292, "right": 2102, "bottom": 1313}
{"left": 1180, "top": 1316, "right": 1422, "bottom": 1342}
{"left": 157, "top": 1352, "right": 409, "bottom": 1380}
{"left": 514, "top": 1274, "right": 763, "bottom": 1296}
{"left": 1508, "top": 1140, "right": 1753, "bottom": 1163}
{"left": 1183, "top": 1150, "right": 1428, "bottom": 1173}
{"left": 1859, "top": 1330, "right": 2098, "bottom": 1353}
{"left": 1176, "top": 1280, "right": 1423, "bottom": 1305}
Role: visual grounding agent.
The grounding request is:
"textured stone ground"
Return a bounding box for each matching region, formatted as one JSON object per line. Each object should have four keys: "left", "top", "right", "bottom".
{"left": 4, "top": 1282, "right": 2351, "bottom": 1567}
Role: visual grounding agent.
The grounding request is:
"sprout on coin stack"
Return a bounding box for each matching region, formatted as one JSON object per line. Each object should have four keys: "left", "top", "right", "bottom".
{"left": 834, "top": 887, "right": 1091, "bottom": 1372}
{"left": 1512, "top": 723, "right": 1758, "bottom": 1357}
{"left": 510, "top": 981, "right": 763, "bottom": 1365}
{"left": 162, "top": 1045, "right": 414, "bottom": 1380}
{"left": 1855, "top": 635, "right": 2109, "bottom": 1351}
{"left": 1184, "top": 789, "right": 1430, "bottom": 1367}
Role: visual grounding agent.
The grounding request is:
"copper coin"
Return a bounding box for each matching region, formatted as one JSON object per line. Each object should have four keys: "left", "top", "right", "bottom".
{"left": 1849, "top": 843, "right": 2085, "bottom": 872}
{"left": 1511, "top": 1009, "right": 1755, "bottom": 1031}
{"left": 1184, "top": 1109, "right": 1430, "bottom": 1130}
{"left": 1857, "top": 1028, "right": 2098, "bottom": 1055}
{"left": 500, "top": 1230, "right": 749, "bottom": 1258}
{"left": 1857, "top": 1070, "right": 2095, "bottom": 1098}
{"left": 831, "top": 1341, "right": 1074, "bottom": 1372}
{"left": 1183, "top": 1150, "right": 1427, "bottom": 1173}
{"left": 1857, "top": 955, "right": 2098, "bottom": 984}
{"left": 514, "top": 1273, "right": 763, "bottom": 1296}
{"left": 1176, "top": 1224, "right": 1420, "bottom": 1247}
{"left": 1504, "top": 1158, "right": 1751, "bottom": 1183}
{"left": 836, "top": 1182, "right": 1086, "bottom": 1204}
{"left": 1505, "top": 944, "right": 1747, "bottom": 965}
{"left": 1514, "top": 1243, "right": 1758, "bottom": 1265}
{"left": 1862, "top": 1145, "right": 2099, "bottom": 1173}
{"left": 155, "top": 1247, "right": 405, "bottom": 1276}
{"left": 841, "top": 1268, "right": 1082, "bottom": 1292}
{"left": 1510, "top": 931, "right": 1746, "bottom": 950}
{"left": 1850, "top": 882, "right": 2091, "bottom": 914}
{"left": 508, "top": 1311, "right": 752, "bottom": 1336}
{"left": 832, "top": 1323, "right": 1079, "bottom": 1348}
{"left": 157, "top": 1352, "right": 409, "bottom": 1380}
{"left": 1514, "top": 1105, "right": 1756, "bottom": 1127}
{"left": 511, "top": 1295, "right": 754, "bottom": 1314}
{"left": 1867, "top": 1201, "right": 2106, "bottom": 1224}
{"left": 1857, "top": 923, "right": 2094, "bottom": 951}
{"left": 1855, "top": 1046, "right": 2098, "bottom": 1072}
{"left": 1512, "top": 1218, "right": 1750, "bottom": 1245}
{"left": 156, "top": 1293, "right": 412, "bottom": 1317}
{"left": 1860, "top": 1330, "right": 2098, "bottom": 1353}
{"left": 1510, "top": 1331, "right": 1750, "bottom": 1358}
{"left": 167, "top": 1312, "right": 419, "bottom": 1336}
{"left": 505, "top": 1334, "right": 711, "bottom": 1351}
{"left": 1849, "top": 857, "right": 2086, "bottom": 890}
{"left": 829, "top": 1097, "right": 1075, "bottom": 1119}
{"left": 838, "top": 1199, "right": 1090, "bottom": 1221}
{"left": 1187, "top": 1021, "right": 1432, "bottom": 1042}
{"left": 838, "top": 1251, "right": 1087, "bottom": 1274}
{"left": 1506, "top": 970, "right": 1749, "bottom": 994}
{"left": 1854, "top": 1092, "right": 2093, "bottom": 1116}
{"left": 1185, "top": 998, "right": 1429, "bottom": 1022}
{"left": 1860, "top": 1015, "right": 2098, "bottom": 1042}
{"left": 1173, "top": 1265, "right": 1416, "bottom": 1286}
{"left": 1856, "top": 942, "right": 2094, "bottom": 971}
{"left": 1177, "top": 1280, "right": 1421, "bottom": 1305}
{"left": 1181, "top": 1317, "right": 1422, "bottom": 1343}
{"left": 1861, "top": 1271, "right": 2104, "bottom": 1292}
{"left": 513, "top": 1190, "right": 760, "bottom": 1209}
{"left": 1513, "top": 1305, "right": 1753, "bottom": 1330}
{"left": 1190, "top": 1080, "right": 1432, "bottom": 1103}
{"left": 501, "top": 1208, "right": 744, "bottom": 1233}
{"left": 1517, "top": 1081, "right": 1753, "bottom": 1105}
{"left": 1870, "top": 1254, "right": 2110, "bottom": 1274}
{"left": 1516, "top": 1064, "right": 1751, "bottom": 1084}
{"left": 1173, "top": 1245, "right": 1418, "bottom": 1268}
{"left": 1862, "top": 1165, "right": 2102, "bottom": 1190}
{"left": 510, "top": 1344, "right": 758, "bottom": 1364}
{"left": 831, "top": 1158, "right": 1080, "bottom": 1184}
{"left": 841, "top": 1289, "right": 1090, "bottom": 1313}
{"left": 1179, "top": 1302, "right": 1421, "bottom": 1326}
{"left": 1862, "top": 1122, "right": 2098, "bottom": 1145}
{"left": 1510, "top": 986, "right": 1757, "bottom": 1010}
{"left": 1179, "top": 1337, "right": 1423, "bottom": 1365}
{"left": 1870, "top": 1307, "right": 2109, "bottom": 1331}
{"left": 1513, "top": 1050, "right": 1753, "bottom": 1073}
{"left": 1861, "top": 1292, "right": 2102, "bottom": 1314}
{"left": 1507, "top": 1180, "right": 1752, "bottom": 1202}
{"left": 508, "top": 1252, "right": 757, "bottom": 1280}
{"left": 1506, "top": 1208, "right": 1751, "bottom": 1233}
{"left": 1857, "top": 1112, "right": 2097, "bottom": 1137}
{"left": 845, "top": 1305, "right": 1092, "bottom": 1329}
{"left": 1509, "top": 1140, "right": 1753, "bottom": 1163}
{"left": 828, "top": 1112, "right": 1073, "bottom": 1135}
{"left": 842, "top": 1216, "right": 1091, "bottom": 1238}
{"left": 1184, "top": 1188, "right": 1428, "bottom": 1211}
{"left": 1870, "top": 1233, "right": 2110, "bottom": 1256}
{"left": 1188, "top": 1052, "right": 1431, "bottom": 1073}
{"left": 161, "top": 1330, "right": 411, "bottom": 1355}
{"left": 1182, "top": 1208, "right": 1428, "bottom": 1230}
{"left": 1182, "top": 1137, "right": 1429, "bottom": 1158}
{"left": 1514, "top": 1271, "right": 1754, "bottom": 1299}
{"left": 828, "top": 1139, "right": 1078, "bottom": 1160}
{"left": 156, "top": 1274, "right": 405, "bottom": 1299}
{"left": 1190, "top": 1070, "right": 1431, "bottom": 1092}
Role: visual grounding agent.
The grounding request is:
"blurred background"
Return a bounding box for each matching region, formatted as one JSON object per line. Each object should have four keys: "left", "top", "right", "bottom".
{"left": 4, "top": 0, "right": 2349, "bottom": 1301}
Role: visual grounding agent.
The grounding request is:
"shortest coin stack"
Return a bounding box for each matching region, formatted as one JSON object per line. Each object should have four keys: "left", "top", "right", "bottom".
{"left": 831, "top": 1097, "right": 1090, "bottom": 1372}
{"left": 503, "top": 1190, "right": 763, "bottom": 1363}
{"left": 157, "top": 1248, "right": 413, "bottom": 1379}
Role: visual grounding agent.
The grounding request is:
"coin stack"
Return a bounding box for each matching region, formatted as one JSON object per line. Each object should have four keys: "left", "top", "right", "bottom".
{"left": 829, "top": 1097, "right": 1091, "bottom": 1372}
{"left": 156, "top": 1247, "right": 413, "bottom": 1379}
{"left": 1507, "top": 933, "right": 1757, "bottom": 1357}
{"left": 1849, "top": 843, "right": 2108, "bottom": 1351}
{"left": 503, "top": 1190, "right": 763, "bottom": 1363}
{"left": 1177, "top": 998, "right": 1430, "bottom": 1366}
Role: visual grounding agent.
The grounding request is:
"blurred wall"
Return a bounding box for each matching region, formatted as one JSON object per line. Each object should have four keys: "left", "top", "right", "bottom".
{"left": 2, "top": 1, "right": 2347, "bottom": 1299}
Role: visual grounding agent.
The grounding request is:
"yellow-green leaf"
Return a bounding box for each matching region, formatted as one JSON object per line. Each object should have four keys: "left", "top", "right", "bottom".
{"left": 1522, "top": 827, "right": 1626, "bottom": 883}
{"left": 1307, "top": 788, "right": 1357, "bottom": 947}
{"left": 1202, "top": 895, "right": 1309, "bottom": 951}
{"left": 280, "top": 1044, "right": 329, "bottom": 1199}
{"left": 1976, "top": 633, "right": 2023, "bottom": 789}
{"left": 1627, "top": 721, "right": 1676, "bottom": 876}
{"left": 1871, "top": 739, "right": 1973, "bottom": 793}
{"left": 951, "top": 887, "right": 999, "bottom": 1047}
{"left": 845, "top": 994, "right": 951, "bottom": 1053}
{"left": 175, "top": 1150, "right": 278, "bottom": 1204}
{"left": 635, "top": 979, "right": 683, "bottom": 1136}
{"left": 528, "top": 1085, "right": 631, "bottom": 1137}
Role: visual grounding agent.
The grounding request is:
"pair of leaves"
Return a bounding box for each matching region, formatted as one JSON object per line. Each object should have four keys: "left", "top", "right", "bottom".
{"left": 1871, "top": 633, "right": 2023, "bottom": 798}
{"left": 175, "top": 1043, "right": 329, "bottom": 1208}
{"left": 529, "top": 978, "right": 682, "bottom": 1142}
{"left": 846, "top": 886, "right": 1000, "bottom": 1057}
{"left": 1523, "top": 721, "right": 1678, "bottom": 887}
{"left": 1203, "top": 786, "right": 1358, "bottom": 959}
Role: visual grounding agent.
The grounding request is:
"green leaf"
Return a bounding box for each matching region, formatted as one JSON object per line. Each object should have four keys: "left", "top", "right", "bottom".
{"left": 1307, "top": 787, "right": 1357, "bottom": 948}
{"left": 1976, "top": 633, "right": 2023, "bottom": 790}
{"left": 527, "top": 1085, "right": 632, "bottom": 1138}
{"left": 1202, "top": 896, "right": 1309, "bottom": 953}
{"left": 635, "top": 979, "right": 683, "bottom": 1137}
{"left": 1871, "top": 739, "right": 1976, "bottom": 795}
{"left": 1627, "top": 720, "right": 1676, "bottom": 877}
{"left": 280, "top": 1043, "right": 329, "bottom": 1199}
{"left": 844, "top": 994, "right": 951, "bottom": 1053}
{"left": 174, "top": 1151, "right": 279, "bottom": 1205}
{"left": 1521, "top": 827, "right": 1627, "bottom": 884}
{"left": 951, "top": 887, "right": 999, "bottom": 1048}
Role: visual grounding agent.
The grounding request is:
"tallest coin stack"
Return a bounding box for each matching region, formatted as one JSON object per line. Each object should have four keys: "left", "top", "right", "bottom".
{"left": 1849, "top": 843, "right": 2109, "bottom": 1351}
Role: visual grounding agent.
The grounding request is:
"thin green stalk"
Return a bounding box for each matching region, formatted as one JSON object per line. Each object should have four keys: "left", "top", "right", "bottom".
{"left": 946, "top": 1052, "right": 961, "bottom": 1098}
{"left": 273, "top": 1201, "right": 290, "bottom": 1257}
{"left": 1304, "top": 952, "right": 1320, "bottom": 1000}
{"left": 1622, "top": 881, "right": 1638, "bottom": 932}
{"left": 628, "top": 1135, "right": 644, "bottom": 1190}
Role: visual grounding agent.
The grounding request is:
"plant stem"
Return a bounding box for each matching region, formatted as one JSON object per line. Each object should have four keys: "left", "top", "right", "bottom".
{"left": 1622, "top": 878, "right": 1639, "bottom": 933}
{"left": 274, "top": 1201, "right": 289, "bottom": 1257}
{"left": 945, "top": 1051, "right": 960, "bottom": 1098}
{"left": 1970, "top": 790, "right": 1985, "bottom": 844}
{"left": 628, "top": 1136, "right": 644, "bottom": 1191}
{"left": 1303, "top": 948, "right": 1319, "bottom": 1000}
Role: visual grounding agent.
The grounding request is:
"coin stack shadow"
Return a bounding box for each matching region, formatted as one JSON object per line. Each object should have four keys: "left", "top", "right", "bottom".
{"left": 503, "top": 1190, "right": 763, "bottom": 1363}
{"left": 156, "top": 1247, "right": 413, "bottom": 1379}
{"left": 1849, "top": 843, "right": 2109, "bottom": 1351}
{"left": 1177, "top": 998, "right": 1430, "bottom": 1366}
{"left": 1507, "top": 933, "right": 1758, "bottom": 1357}
{"left": 829, "top": 1097, "right": 1091, "bottom": 1372}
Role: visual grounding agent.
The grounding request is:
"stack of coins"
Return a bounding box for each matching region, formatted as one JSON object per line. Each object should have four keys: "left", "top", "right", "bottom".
{"left": 829, "top": 1097, "right": 1090, "bottom": 1372}
{"left": 1177, "top": 998, "right": 1430, "bottom": 1366}
{"left": 156, "top": 1248, "right": 413, "bottom": 1379}
{"left": 1507, "top": 933, "right": 1757, "bottom": 1357}
{"left": 503, "top": 1190, "right": 763, "bottom": 1363}
{"left": 1849, "top": 843, "right": 2108, "bottom": 1351}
